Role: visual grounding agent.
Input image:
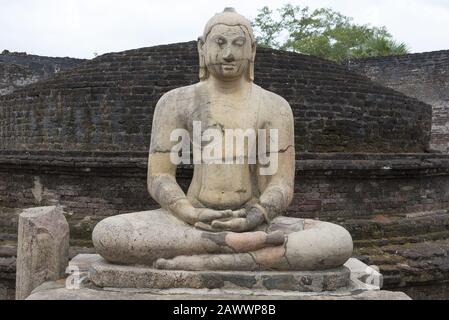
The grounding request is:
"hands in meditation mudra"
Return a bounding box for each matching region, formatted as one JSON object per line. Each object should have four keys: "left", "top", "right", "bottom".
{"left": 93, "top": 8, "right": 353, "bottom": 271}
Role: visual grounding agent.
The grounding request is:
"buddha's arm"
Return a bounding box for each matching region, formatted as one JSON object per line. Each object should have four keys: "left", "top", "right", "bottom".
{"left": 147, "top": 91, "right": 197, "bottom": 223}
{"left": 147, "top": 91, "right": 233, "bottom": 225}
{"left": 147, "top": 152, "right": 192, "bottom": 217}
{"left": 148, "top": 153, "right": 238, "bottom": 226}
{"left": 257, "top": 146, "right": 295, "bottom": 221}
{"left": 257, "top": 98, "right": 295, "bottom": 222}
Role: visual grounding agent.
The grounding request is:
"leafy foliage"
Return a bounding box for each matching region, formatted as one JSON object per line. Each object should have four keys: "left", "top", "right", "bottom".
{"left": 252, "top": 4, "right": 409, "bottom": 62}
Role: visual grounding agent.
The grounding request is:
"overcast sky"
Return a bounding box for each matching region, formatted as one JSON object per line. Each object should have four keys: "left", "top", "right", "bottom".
{"left": 1, "top": 0, "right": 448, "bottom": 59}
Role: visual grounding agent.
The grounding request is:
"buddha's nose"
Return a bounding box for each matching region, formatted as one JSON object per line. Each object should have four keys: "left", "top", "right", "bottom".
{"left": 223, "top": 48, "right": 235, "bottom": 62}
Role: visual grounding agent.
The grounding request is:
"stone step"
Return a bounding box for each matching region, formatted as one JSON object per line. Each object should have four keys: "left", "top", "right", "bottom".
{"left": 27, "top": 281, "right": 411, "bottom": 300}
{"left": 340, "top": 210, "right": 449, "bottom": 241}
{"left": 88, "top": 258, "right": 350, "bottom": 293}
{"left": 356, "top": 237, "right": 449, "bottom": 289}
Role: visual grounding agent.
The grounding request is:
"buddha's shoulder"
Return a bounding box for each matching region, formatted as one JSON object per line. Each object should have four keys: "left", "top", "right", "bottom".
{"left": 254, "top": 84, "right": 292, "bottom": 115}
{"left": 156, "top": 83, "right": 199, "bottom": 105}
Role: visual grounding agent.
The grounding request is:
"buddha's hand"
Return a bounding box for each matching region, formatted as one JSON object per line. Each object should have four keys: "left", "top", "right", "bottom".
{"left": 194, "top": 208, "right": 247, "bottom": 232}
{"left": 170, "top": 199, "right": 235, "bottom": 226}
{"left": 207, "top": 205, "right": 266, "bottom": 232}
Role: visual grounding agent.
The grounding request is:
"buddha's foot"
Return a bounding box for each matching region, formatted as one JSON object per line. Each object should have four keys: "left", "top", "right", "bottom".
{"left": 201, "top": 230, "right": 285, "bottom": 253}
{"left": 155, "top": 246, "right": 288, "bottom": 271}
{"left": 154, "top": 220, "right": 354, "bottom": 271}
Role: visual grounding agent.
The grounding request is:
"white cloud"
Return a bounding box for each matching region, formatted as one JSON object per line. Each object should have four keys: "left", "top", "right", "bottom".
{"left": 0, "top": 0, "right": 448, "bottom": 58}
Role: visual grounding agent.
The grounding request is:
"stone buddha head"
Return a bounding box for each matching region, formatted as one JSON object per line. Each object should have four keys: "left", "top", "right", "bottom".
{"left": 198, "top": 8, "right": 256, "bottom": 82}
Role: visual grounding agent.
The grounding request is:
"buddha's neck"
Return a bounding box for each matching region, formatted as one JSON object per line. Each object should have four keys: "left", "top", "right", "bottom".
{"left": 208, "top": 76, "right": 251, "bottom": 96}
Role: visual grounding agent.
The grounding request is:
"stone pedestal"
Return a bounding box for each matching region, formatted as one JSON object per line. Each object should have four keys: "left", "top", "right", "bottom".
{"left": 15, "top": 206, "right": 69, "bottom": 300}
{"left": 26, "top": 254, "right": 411, "bottom": 300}
{"left": 89, "top": 258, "right": 350, "bottom": 292}
{"left": 27, "top": 282, "right": 411, "bottom": 300}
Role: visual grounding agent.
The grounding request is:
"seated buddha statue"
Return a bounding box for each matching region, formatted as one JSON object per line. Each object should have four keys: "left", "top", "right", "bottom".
{"left": 92, "top": 8, "right": 353, "bottom": 271}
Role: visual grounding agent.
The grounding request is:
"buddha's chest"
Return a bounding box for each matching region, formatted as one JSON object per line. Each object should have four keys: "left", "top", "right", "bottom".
{"left": 188, "top": 98, "right": 260, "bottom": 131}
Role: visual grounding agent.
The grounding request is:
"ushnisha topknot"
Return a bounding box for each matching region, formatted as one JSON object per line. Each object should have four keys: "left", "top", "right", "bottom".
{"left": 202, "top": 7, "right": 255, "bottom": 42}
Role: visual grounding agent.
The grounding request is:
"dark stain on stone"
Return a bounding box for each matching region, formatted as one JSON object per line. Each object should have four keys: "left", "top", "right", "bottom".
{"left": 299, "top": 276, "right": 313, "bottom": 286}
{"left": 201, "top": 232, "right": 227, "bottom": 246}
{"left": 221, "top": 274, "right": 257, "bottom": 289}
{"left": 262, "top": 275, "right": 297, "bottom": 291}
{"left": 200, "top": 273, "right": 225, "bottom": 289}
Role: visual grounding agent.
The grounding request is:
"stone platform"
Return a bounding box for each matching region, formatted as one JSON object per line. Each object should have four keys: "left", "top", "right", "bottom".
{"left": 25, "top": 254, "right": 411, "bottom": 300}
{"left": 89, "top": 258, "right": 350, "bottom": 292}
{"left": 27, "top": 281, "right": 411, "bottom": 300}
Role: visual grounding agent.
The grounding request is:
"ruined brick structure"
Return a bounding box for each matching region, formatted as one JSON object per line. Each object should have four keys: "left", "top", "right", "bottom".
{"left": 346, "top": 50, "right": 449, "bottom": 154}
{"left": 0, "top": 50, "right": 84, "bottom": 96}
{"left": 0, "top": 42, "right": 448, "bottom": 299}
{"left": 0, "top": 44, "right": 432, "bottom": 153}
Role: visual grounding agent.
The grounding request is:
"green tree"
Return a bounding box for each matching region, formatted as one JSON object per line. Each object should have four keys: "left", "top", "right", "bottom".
{"left": 252, "top": 4, "right": 409, "bottom": 62}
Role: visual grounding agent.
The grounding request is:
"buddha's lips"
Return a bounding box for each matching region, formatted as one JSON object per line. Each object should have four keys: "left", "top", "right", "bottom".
{"left": 222, "top": 64, "right": 236, "bottom": 69}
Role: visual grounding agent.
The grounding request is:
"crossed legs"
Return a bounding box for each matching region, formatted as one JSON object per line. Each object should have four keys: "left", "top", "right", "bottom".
{"left": 93, "top": 209, "right": 353, "bottom": 271}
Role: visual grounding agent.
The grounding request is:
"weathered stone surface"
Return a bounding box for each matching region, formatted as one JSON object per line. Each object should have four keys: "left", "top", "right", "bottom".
{"left": 346, "top": 50, "right": 449, "bottom": 153}
{"left": 2, "top": 158, "right": 449, "bottom": 297}
{"left": 344, "top": 258, "right": 384, "bottom": 288}
{"left": 0, "top": 49, "right": 431, "bottom": 153}
{"left": 91, "top": 8, "right": 353, "bottom": 272}
{"left": 399, "top": 282, "right": 449, "bottom": 300}
{"left": 89, "top": 257, "right": 350, "bottom": 292}
{"left": 27, "top": 280, "right": 411, "bottom": 300}
{"left": 0, "top": 62, "right": 39, "bottom": 96}
{"left": 0, "top": 244, "right": 16, "bottom": 299}
{"left": 15, "top": 206, "right": 69, "bottom": 300}
{"left": 69, "top": 254, "right": 103, "bottom": 273}
{"left": 93, "top": 211, "right": 352, "bottom": 271}
{"left": 0, "top": 50, "right": 84, "bottom": 96}
{"left": 357, "top": 236, "right": 449, "bottom": 289}
{"left": 3, "top": 153, "right": 449, "bottom": 226}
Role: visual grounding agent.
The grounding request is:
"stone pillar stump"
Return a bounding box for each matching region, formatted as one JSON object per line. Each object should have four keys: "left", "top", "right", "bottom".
{"left": 15, "top": 206, "right": 69, "bottom": 300}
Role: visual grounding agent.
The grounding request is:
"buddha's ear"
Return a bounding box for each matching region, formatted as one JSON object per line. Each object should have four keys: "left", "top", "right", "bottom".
{"left": 198, "top": 37, "right": 208, "bottom": 81}
{"left": 248, "top": 41, "right": 257, "bottom": 81}
{"left": 197, "top": 37, "right": 205, "bottom": 53}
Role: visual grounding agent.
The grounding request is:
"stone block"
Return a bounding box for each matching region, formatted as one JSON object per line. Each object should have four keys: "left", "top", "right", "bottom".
{"left": 69, "top": 254, "right": 103, "bottom": 273}
{"left": 27, "top": 281, "right": 411, "bottom": 300}
{"left": 344, "top": 258, "right": 384, "bottom": 289}
{"left": 15, "top": 206, "right": 69, "bottom": 300}
{"left": 61, "top": 255, "right": 402, "bottom": 300}
{"left": 89, "top": 257, "right": 350, "bottom": 292}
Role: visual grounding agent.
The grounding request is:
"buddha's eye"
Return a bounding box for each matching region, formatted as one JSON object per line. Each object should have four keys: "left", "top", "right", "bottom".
{"left": 216, "top": 37, "right": 226, "bottom": 46}
{"left": 233, "top": 38, "right": 246, "bottom": 47}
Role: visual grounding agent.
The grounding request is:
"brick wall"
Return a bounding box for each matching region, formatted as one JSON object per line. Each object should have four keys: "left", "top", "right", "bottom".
{"left": 0, "top": 50, "right": 84, "bottom": 96}
{"left": 346, "top": 50, "right": 449, "bottom": 153}
{"left": 2, "top": 151, "right": 449, "bottom": 298}
{"left": 1, "top": 151, "right": 448, "bottom": 241}
{"left": 0, "top": 42, "right": 432, "bottom": 154}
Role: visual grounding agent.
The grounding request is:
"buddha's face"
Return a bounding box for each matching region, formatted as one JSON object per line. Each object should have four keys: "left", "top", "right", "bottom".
{"left": 202, "top": 24, "right": 254, "bottom": 81}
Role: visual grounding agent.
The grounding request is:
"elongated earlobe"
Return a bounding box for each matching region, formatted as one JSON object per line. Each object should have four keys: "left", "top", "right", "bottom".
{"left": 248, "top": 61, "right": 254, "bottom": 81}
{"left": 198, "top": 37, "right": 208, "bottom": 81}
{"left": 248, "top": 42, "right": 256, "bottom": 81}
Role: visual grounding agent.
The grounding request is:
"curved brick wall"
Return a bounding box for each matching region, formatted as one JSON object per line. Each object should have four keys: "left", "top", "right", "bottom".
{"left": 0, "top": 63, "right": 38, "bottom": 96}
{"left": 346, "top": 50, "right": 449, "bottom": 153}
{"left": 0, "top": 50, "right": 85, "bottom": 96}
{"left": 0, "top": 41, "right": 432, "bottom": 154}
